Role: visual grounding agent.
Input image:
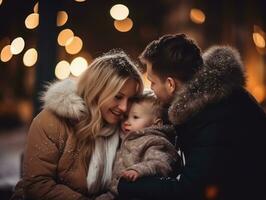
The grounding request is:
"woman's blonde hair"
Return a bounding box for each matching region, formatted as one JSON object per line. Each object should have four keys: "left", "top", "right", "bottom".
{"left": 75, "top": 50, "right": 143, "bottom": 166}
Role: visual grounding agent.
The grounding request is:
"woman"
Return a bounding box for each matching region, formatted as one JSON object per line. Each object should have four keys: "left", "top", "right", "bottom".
{"left": 11, "top": 50, "right": 143, "bottom": 200}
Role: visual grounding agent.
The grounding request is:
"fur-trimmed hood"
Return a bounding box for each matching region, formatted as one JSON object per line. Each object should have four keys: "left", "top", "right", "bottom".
{"left": 41, "top": 79, "right": 87, "bottom": 119}
{"left": 169, "top": 46, "right": 246, "bottom": 125}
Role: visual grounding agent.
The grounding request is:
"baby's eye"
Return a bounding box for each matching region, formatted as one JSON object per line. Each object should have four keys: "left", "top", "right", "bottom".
{"left": 133, "top": 115, "right": 139, "bottom": 119}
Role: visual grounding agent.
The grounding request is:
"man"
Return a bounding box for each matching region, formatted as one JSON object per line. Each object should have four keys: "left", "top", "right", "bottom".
{"left": 118, "top": 34, "right": 266, "bottom": 200}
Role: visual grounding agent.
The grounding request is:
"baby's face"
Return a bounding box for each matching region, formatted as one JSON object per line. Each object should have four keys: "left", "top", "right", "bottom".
{"left": 121, "top": 101, "right": 155, "bottom": 134}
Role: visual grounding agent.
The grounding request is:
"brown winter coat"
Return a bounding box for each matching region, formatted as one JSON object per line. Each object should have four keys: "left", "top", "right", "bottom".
{"left": 11, "top": 79, "right": 119, "bottom": 200}
{"left": 98, "top": 125, "right": 181, "bottom": 199}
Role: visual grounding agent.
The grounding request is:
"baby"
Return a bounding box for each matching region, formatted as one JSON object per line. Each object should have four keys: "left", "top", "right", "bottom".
{"left": 96, "top": 91, "right": 181, "bottom": 200}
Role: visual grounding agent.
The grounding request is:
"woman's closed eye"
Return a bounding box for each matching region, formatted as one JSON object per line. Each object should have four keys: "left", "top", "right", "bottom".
{"left": 115, "top": 95, "right": 123, "bottom": 100}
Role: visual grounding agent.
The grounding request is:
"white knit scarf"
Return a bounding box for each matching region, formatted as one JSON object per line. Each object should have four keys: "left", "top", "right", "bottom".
{"left": 86, "top": 127, "right": 119, "bottom": 194}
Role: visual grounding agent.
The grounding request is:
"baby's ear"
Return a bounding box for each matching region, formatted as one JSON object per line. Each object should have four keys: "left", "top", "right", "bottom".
{"left": 153, "top": 118, "right": 163, "bottom": 126}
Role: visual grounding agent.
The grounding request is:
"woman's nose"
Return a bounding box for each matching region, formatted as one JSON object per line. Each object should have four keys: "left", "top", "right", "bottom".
{"left": 118, "top": 99, "right": 127, "bottom": 112}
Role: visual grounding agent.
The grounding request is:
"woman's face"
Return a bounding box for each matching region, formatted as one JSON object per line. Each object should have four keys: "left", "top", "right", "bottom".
{"left": 100, "top": 79, "right": 139, "bottom": 125}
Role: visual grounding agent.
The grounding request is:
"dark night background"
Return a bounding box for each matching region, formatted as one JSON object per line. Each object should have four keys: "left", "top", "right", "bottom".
{"left": 0, "top": 0, "right": 266, "bottom": 199}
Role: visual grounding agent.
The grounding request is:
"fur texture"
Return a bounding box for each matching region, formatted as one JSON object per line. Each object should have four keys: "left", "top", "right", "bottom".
{"left": 41, "top": 79, "right": 87, "bottom": 119}
{"left": 169, "top": 46, "right": 246, "bottom": 125}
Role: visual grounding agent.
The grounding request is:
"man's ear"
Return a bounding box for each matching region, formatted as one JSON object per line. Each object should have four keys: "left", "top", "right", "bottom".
{"left": 165, "top": 77, "right": 176, "bottom": 94}
{"left": 153, "top": 118, "right": 163, "bottom": 126}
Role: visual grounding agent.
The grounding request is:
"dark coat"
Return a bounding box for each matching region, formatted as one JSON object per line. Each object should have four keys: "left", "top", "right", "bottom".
{"left": 118, "top": 46, "right": 266, "bottom": 200}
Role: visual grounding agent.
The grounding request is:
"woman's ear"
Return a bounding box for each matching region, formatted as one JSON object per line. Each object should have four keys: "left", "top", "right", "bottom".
{"left": 153, "top": 118, "right": 163, "bottom": 126}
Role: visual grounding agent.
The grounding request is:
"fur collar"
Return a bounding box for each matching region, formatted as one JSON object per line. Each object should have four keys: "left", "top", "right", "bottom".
{"left": 169, "top": 46, "right": 246, "bottom": 125}
{"left": 41, "top": 79, "right": 87, "bottom": 119}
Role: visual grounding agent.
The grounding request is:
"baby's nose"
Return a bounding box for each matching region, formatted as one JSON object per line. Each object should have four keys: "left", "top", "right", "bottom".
{"left": 123, "top": 120, "right": 130, "bottom": 126}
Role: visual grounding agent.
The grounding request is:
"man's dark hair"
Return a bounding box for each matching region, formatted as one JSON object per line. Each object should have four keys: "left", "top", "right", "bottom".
{"left": 139, "top": 33, "right": 203, "bottom": 82}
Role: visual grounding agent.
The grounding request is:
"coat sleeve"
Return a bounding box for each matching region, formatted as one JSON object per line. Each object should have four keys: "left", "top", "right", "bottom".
{"left": 126, "top": 137, "right": 181, "bottom": 178}
{"left": 22, "top": 110, "right": 89, "bottom": 200}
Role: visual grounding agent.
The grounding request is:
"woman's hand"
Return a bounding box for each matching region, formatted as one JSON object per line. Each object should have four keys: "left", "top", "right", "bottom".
{"left": 121, "top": 170, "right": 140, "bottom": 182}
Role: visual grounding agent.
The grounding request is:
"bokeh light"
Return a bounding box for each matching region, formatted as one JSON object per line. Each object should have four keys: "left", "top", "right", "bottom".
{"left": 253, "top": 33, "right": 265, "bottom": 48}
{"left": 17, "top": 100, "right": 33, "bottom": 123}
{"left": 205, "top": 185, "right": 219, "bottom": 200}
{"left": 57, "top": 29, "right": 74, "bottom": 46}
{"left": 33, "top": 2, "right": 38, "bottom": 13}
{"left": 252, "top": 85, "right": 265, "bottom": 102}
{"left": 23, "top": 48, "right": 38, "bottom": 67}
{"left": 57, "top": 11, "right": 68, "bottom": 27}
{"left": 10, "top": 37, "right": 25, "bottom": 55}
{"left": 0, "top": 45, "right": 12, "bottom": 62}
{"left": 65, "top": 36, "right": 83, "bottom": 55}
{"left": 70, "top": 57, "right": 88, "bottom": 76}
{"left": 114, "top": 18, "right": 133, "bottom": 32}
{"left": 25, "top": 13, "right": 39, "bottom": 29}
{"left": 55, "top": 60, "right": 71, "bottom": 80}
{"left": 0, "top": 0, "right": 3, "bottom": 6}
{"left": 190, "top": 8, "right": 205, "bottom": 24}
{"left": 110, "top": 4, "right": 129, "bottom": 20}
{"left": 75, "top": 0, "right": 86, "bottom": 2}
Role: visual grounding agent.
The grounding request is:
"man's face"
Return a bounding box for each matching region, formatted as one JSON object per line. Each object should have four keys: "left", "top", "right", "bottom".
{"left": 146, "top": 62, "right": 175, "bottom": 104}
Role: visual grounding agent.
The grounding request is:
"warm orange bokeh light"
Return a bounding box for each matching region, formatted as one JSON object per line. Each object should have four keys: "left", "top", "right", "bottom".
{"left": 57, "top": 29, "right": 74, "bottom": 46}
{"left": 114, "top": 18, "right": 133, "bottom": 32}
{"left": 253, "top": 33, "right": 265, "bottom": 48}
{"left": 205, "top": 185, "right": 219, "bottom": 199}
{"left": 65, "top": 36, "right": 83, "bottom": 55}
{"left": 17, "top": 100, "right": 33, "bottom": 123}
{"left": 33, "top": 2, "right": 38, "bottom": 13}
{"left": 70, "top": 57, "right": 88, "bottom": 77}
{"left": 190, "top": 8, "right": 205, "bottom": 24}
{"left": 1, "top": 45, "right": 12, "bottom": 62}
{"left": 57, "top": 11, "right": 68, "bottom": 27}
{"left": 25, "top": 13, "right": 39, "bottom": 29}
{"left": 23, "top": 48, "right": 38, "bottom": 67}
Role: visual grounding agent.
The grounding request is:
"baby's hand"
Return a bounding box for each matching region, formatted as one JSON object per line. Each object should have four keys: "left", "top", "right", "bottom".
{"left": 121, "top": 170, "right": 139, "bottom": 182}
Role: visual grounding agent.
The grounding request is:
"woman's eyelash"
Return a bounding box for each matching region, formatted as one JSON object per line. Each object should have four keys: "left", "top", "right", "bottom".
{"left": 115, "top": 95, "right": 123, "bottom": 100}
